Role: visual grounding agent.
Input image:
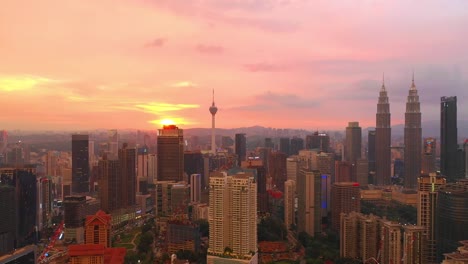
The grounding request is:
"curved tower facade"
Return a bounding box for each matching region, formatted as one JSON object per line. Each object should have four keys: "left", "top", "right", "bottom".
{"left": 436, "top": 180, "right": 468, "bottom": 262}
{"left": 404, "top": 76, "right": 422, "bottom": 189}
{"left": 375, "top": 77, "right": 391, "bottom": 185}
{"left": 209, "top": 90, "right": 218, "bottom": 154}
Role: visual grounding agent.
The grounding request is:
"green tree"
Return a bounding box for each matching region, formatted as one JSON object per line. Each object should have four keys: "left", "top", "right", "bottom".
{"left": 124, "top": 251, "right": 140, "bottom": 264}
{"left": 138, "top": 232, "right": 154, "bottom": 254}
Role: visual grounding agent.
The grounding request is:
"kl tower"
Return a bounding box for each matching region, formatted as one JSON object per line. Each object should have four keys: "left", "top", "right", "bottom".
{"left": 209, "top": 89, "right": 218, "bottom": 154}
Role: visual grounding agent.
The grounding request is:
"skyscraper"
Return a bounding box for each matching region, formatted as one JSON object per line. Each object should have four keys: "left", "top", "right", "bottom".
{"left": 208, "top": 172, "right": 257, "bottom": 257}
{"left": 279, "top": 137, "right": 290, "bottom": 156}
{"left": 403, "top": 225, "right": 426, "bottom": 264}
{"left": 404, "top": 75, "right": 422, "bottom": 189}
{"left": 290, "top": 137, "right": 304, "bottom": 155}
{"left": 345, "top": 122, "right": 362, "bottom": 164}
{"left": 98, "top": 157, "right": 120, "bottom": 213}
{"left": 376, "top": 77, "right": 391, "bottom": 186}
{"left": 157, "top": 125, "right": 184, "bottom": 182}
{"left": 209, "top": 89, "right": 218, "bottom": 154}
{"left": 380, "top": 220, "right": 402, "bottom": 264}
{"left": 417, "top": 173, "right": 446, "bottom": 264}
{"left": 190, "top": 174, "right": 201, "bottom": 203}
{"left": 436, "top": 180, "right": 468, "bottom": 262}
{"left": 331, "top": 182, "right": 360, "bottom": 232}
{"left": 284, "top": 179, "right": 296, "bottom": 230}
{"left": 0, "top": 184, "right": 16, "bottom": 255}
{"left": 235, "top": 133, "right": 246, "bottom": 166}
{"left": 306, "top": 132, "right": 330, "bottom": 152}
{"left": 440, "top": 96, "right": 459, "bottom": 182}
{"left": 367, "top": 130, "right": 376, "bottom": 183}
{"left": 72, "top": 134, "right": 89, "bottom": 194}
{"left": 119, "top": 144, "right": 136, "bottom": 207}
{"left": 297, "top": 170, "right": 322, "bottom": 236}
{"left": 108, "top": 129, "right": 119, "bottom": 159}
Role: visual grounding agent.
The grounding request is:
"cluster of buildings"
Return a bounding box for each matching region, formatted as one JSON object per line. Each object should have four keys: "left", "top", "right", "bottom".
{"left": 0, "top": 76, "right": 467, "bottom": 264}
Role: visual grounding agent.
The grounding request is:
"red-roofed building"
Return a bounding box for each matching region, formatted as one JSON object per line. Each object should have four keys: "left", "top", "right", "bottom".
{"left": 85, "top": 210, "right": 112, "bottom": 247}
{"left": 68, "top": 244, "right": 126, "bottom": 264}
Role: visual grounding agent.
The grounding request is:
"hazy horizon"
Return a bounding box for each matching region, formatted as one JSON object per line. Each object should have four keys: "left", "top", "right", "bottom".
{"left": 1, "top": 1, "right": 468, "bottom": 131}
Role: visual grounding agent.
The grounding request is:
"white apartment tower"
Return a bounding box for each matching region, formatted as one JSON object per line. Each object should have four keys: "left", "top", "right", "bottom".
{"left": 208, "top": 172, "right": 257, "bottom": 258}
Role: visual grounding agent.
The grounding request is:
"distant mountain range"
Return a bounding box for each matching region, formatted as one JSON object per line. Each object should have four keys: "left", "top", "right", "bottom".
{"left": 184, "top": 121, "right": 468, "bottom": 140}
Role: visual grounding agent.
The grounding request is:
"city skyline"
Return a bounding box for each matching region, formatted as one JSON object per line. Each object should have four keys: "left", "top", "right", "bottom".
{"left": 1, "top": 1, "right": 468, "bottom": 130}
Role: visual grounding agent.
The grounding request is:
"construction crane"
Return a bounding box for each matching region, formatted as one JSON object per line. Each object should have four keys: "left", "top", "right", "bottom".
{"left": 37, "top": 221, "right": 64, "bottom": 264}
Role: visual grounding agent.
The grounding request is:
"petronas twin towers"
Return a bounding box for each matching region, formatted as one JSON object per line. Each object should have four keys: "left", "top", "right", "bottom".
{"left": 375, "top": 74, "right": 422, "bottom": 189}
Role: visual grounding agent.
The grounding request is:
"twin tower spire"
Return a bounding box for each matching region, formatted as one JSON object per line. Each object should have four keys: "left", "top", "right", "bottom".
{"left": 375, "top": 73, "right": 421, "bottom": 189}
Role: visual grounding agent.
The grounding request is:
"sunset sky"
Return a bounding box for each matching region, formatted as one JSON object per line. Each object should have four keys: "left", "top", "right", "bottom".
{"left": 1, "top": 0, "right": 468, "bottom": 131}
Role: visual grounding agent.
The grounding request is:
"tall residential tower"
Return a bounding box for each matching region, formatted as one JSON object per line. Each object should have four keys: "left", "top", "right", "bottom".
{"left": 404, "top": 75, "right": 422, "bottom": 189}
{"left": 375, "top": 76, "right": 391, "bottom": 186}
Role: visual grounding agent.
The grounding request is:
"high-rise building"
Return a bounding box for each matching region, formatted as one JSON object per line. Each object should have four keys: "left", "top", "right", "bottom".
{"left": 241, "top": 159, "right": 268, "bottom": 213}
{"left": 418, "top": 173, "right": 446, "bottom": 264}
{"left": 157, "top": 125, "right": 184, "bottom": 182}
{"left": 119, "top": 144, "right": 136, "bottom": 208}
{"left": 284, "top": 180, "right": 296, "bottom": 230}
{"left": 380, "top": 220, "right": 402, "bottom": 264}
{"left": 108, "top": 129, "right": 119, "bottom": 159}
{"left": 297, "top": 170, "right": 322, "bottom": 236}
{"left": 286, "top": 157, "right": 299, "bottom": 181}
{"left": 340, "top": 212, "right": 380, "bottom": 262}
{"left": 403, "top": 225, "right": 426, "bottom": 264}
{"left": 184, "top": 151, "right": 204, "bottom": 184}
{"left": 166, "top": 220, "right": 201, "bottom": 255}
{"left": 404, "top": 76, "right": 422, "bottom": 189}
{"left": 39, "top": 176, "right": 54, "bottom": 229}
{"left": 190, "top": 174, "right": 201, "bottom": 203}
{"left": 335, "top": 161, "right": 352, "bottom": 182}
{"left": 367, "top": 130, "right": 376, "bottom": 180}
{"left": 269, "top": 151, "right": 287, "bottom": 192}
{"left": 345, "top": 122, "right": 362, "bottom": 164}
{"left": 72, "top": 134, "right": 90, "bottom": 194}
{"left": 279, "top": 137, "right": 290, "bottom": 156}
{"left": 153, "top": 181, "right": 190, "bottom": 217}
{"left": 137, "top": 146, "right": 149, "bottom": 193}
{"left": 98, "top": 157, "right": 120, "bottom": 213}
{"left": 264, "top": 137, "right": 274, "bottom": 149}
{"left": 147, "top": 154, "right": 157, "bottom": 184}
{"left": 355, "top": 159, "right": 369, "bottom": 186}
{"left": 6, "top": 170, "right": 37, "bottom": 246}
{"left": 316, "top": 152, "right": 334, "bottom": 177}
{"left": 422, "top": 138, "right": 437, "bottom": 174}
{"left": 331, "top": 182, "right": 360, "bottom": 232}
{"left": 0, "top": 184, "right": 16, "bottom": 255}
{"left": 436, "top": 180, "right": 468, "bottom": 262}
{"left": 63, "top": 195, "right": 100, "bottom": 243}
{"left": 235, "top": 133, "right": 246, "bottom": 166}
{"left": 306, "top": 132, "right": 330, "bottom": 152}
{"left": 376, "top": 77, "right": 391, "bottom": 186}
{"left": 208, "top": 172, "right": 257, "bottom": 257}
{"left": 440, "top": 96, "right": 460, "bottom": 182}
{"left": 209, "top": 89, "right": 218, "bottom": 154}
{"left": 465, "top": 140, "right": 468, "bottom": 179}
{"left": 85, "top": 210, "right": 111, "bottom": 247}
{"left": 290, "top": 137, "right": 304, "bottom": 156}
